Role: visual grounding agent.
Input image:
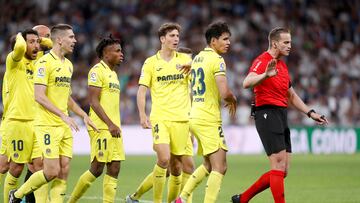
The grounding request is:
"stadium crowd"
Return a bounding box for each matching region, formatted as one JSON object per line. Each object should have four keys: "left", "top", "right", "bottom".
{"left": 0, "top": 0, "right": 359, "bottom": 126}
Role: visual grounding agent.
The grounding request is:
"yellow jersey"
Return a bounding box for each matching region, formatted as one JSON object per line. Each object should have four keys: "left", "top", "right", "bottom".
{"left": 190, "top": 47, "right": 226, "bottom": 123}
{"left": 88, "top": 61, "right": 121, "bottom": 130}
{"left": 139, "top": 51, "right": 191, "bottom": 121}
{"left": 4, "top": 34, "right": 36, "bottom": 121}
{"left": 34, "top": 51, "right": 73, "bottom": 126}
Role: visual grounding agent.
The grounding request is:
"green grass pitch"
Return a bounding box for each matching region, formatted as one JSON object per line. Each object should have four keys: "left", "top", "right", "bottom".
{"left": 1, "top": 154, "right": 360, "bottom": 202}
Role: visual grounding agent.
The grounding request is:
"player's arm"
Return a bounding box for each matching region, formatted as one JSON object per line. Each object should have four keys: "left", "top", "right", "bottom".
{"left": 215, "top": 75, "right": 237, "bottom": 117}
{"left": 68, "top": 96, "right": 99, "bottom": 132}
{"left": 34, "top": 84, "right": 79, "bottom": 131}
{"left": 40, "top": 37, "right": 53, "bottom": 49}
{"left": 10, "top": 33, "right": 26, "bottom": 65}
{"left": 88, "top": 86, "right": 120, "bottom": 137}
{"left": 287, "top": 87, "right": 328, "bottom": 125}
{"left": 137, "top": 85, "right": 151, "bottom": 129}
{"left": 243, "top": 59, "right": 277, "bottom": 89}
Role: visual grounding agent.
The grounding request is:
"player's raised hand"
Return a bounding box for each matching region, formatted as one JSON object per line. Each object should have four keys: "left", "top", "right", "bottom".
{"left": 61, "top": 115, "right": 79, "bottom": 132}
{"left": 84, "top": 115, "right": 99, "bottom": 133}
{"left": 140, "top": 114, "right": 152, "bottom": 129}
{"left": 265, "top": 59, "right": 278, "bottom": 78}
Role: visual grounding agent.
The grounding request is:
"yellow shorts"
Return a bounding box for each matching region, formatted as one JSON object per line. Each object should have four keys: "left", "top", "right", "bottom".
{"left": 35, "top": 125, "right": 73, "bottom": 159}
{"left": 184, "top": 134, "right": 194, "bottom": 156}
{"left": 4, "top": 120, "right": 41, "bottom": 163}
{"left": 0, "top": 119, "right": 8, "bottom": 155}
{"left": 151, "top": 120, "right": 190, "bottom": 155}
{"left": 190, "top": 119, "right": 228, "bottom": 156}
{"left": 89, "top": 130, "right": 125, "bottom": 163}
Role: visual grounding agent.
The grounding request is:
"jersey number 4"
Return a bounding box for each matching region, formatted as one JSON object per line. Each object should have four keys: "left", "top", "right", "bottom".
{"left": 191, "top": 68, "right": 206, "bottom": 96}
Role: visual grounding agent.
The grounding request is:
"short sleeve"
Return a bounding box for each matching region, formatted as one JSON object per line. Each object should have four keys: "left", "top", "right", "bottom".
{"left": 139, "top": 59, "right": 152, "bottom": 87}
{"left": 249, "top": 58, "right": 267, "bottom": 74}
{"left": 88, "top": 67, "right": 103, "bottom": 88}
{"left": 34, "top": 61, "right": 50, "bottom": 86}
{"left": 214, "top": 58, "right": 226, "bottom": 76}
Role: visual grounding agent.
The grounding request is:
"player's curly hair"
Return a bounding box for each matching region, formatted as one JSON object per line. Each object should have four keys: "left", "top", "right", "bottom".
{"left": 95, "top": 34, "right": 121, "bottom": 59}
{"left": 205, "top": 21, "right": 231, "bottom": 45}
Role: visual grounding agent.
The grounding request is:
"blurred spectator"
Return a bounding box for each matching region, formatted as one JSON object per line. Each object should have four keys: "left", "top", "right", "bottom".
{"left": 0, "top": 0, "right": 359, "bottom": 126}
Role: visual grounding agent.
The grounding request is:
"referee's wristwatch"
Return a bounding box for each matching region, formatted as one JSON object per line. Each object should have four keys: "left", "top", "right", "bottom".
{"left": 307, "top": 109, "right": 316, "bottom": 118}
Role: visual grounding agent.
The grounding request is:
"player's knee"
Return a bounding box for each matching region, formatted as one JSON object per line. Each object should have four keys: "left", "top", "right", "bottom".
{"left": 182, "top": 161, "right": 195, "bottom": 174}
{"left": 44, "top": 169, "right": 59, "bottom": 181}
{"left": 0, "top": 162, "right": 9, "bottom": 173}
{"left": 9, "top": 163, "right": 25, "bottom": 177}
{"left": 157, "top": 157, "right": 170, "bottom": 168}
{"left": 32, "top": 159, "right": 43, "bottom": 171}
{"left": 90, "top": 164, "right": 105, "bottom": 177}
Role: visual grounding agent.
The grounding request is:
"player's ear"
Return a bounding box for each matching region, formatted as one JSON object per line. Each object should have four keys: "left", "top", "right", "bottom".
{"left": 160, "top": 36, "right": 165, "bottom": 44}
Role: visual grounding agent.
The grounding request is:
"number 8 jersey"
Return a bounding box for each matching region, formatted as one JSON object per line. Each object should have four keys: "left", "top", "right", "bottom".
{"left": 190, "top": 47, "right": 226, "bottom": 123}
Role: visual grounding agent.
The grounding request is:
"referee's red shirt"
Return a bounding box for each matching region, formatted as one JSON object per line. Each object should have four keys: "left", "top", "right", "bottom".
{"left": 248, "top": 52, "right": 290, "bottom": 107}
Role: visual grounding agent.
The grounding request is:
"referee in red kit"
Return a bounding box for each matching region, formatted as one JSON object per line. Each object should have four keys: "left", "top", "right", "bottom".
{"left": 232, "top": 27, "right": 328, "bottom": 203}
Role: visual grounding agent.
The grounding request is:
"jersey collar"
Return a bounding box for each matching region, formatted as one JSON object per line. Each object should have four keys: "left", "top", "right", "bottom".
{"left": 204, "top": 47, "right": 215, "bottom": 52}
{"left": 49, "top": 50, "right": 60, "bottom": 60}
{"left": 100, "top": 60, "right": 110, "bottom": 70}
{"left": 156, "top": 51, "right": 178, "bottom": 61}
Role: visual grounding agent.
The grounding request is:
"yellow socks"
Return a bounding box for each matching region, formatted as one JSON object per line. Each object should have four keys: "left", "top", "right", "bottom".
{"left": 34, "top": 183, "right": 49, "bottom": 203}
{"left": 4, "top": 172, "right": 19, "bottom": 203}
{"left": 204, "top": 171, "right": 224, "bottom": 203}
{"left": 182, "top": 172, "right": 193, "bottom": 203}
{"left": 167, "top": 173, "right": 182, "bottom": 203}
{"left": 180, "top": 164, "right": 209, "bottom": 201}
{"left": 103, "top": 174, "right": 118, "bottom": 203}
{"left": 50, "top": 178, "right": 67, "bottom": 203}
{"left": 153, "top": 164, "right": 167, "bottom": 203}
{"left": 131, "top": 172, "right": 153, "bottom": 200}
{"left": 15, "top": 170, "right": 47, "bottom": 199}
{"left": 68, "top": 170, "right": 96, "bottom": 203}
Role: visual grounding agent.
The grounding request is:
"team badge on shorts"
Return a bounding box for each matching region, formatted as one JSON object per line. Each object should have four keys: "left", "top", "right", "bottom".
{"left": 98, "top": 151, "right": 104, "bottom": 157}
{"left": 155, "top": 135, "right": 159, "bottom": 140}
{"left": 13, "top": 152, "right": 19, "bottom": 158}
{"left": 46, "top": 148, "right": 52, "bottom": 155}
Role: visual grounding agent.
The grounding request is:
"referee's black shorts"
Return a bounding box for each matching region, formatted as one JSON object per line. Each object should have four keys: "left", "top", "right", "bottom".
{"left": 254, "top": 105, "right": 291, "bottom": 156}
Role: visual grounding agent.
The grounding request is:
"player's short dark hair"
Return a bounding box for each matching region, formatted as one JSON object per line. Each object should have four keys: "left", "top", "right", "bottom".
{"left": 10, "top": 29, "right": 39, "bottom": 50}
{"left": 21, "top": 29, "right": 39, "bottom": 40}
{"left": 95, "top": 35, "right": 121, "bottom": 59}
{"left": 268, "top": 27, "right": 290, "bottom": 43}
{"left": 50, "top": 24, "right": 73, "bottom": 38}
{"left": 177, "top": 47, "right": 193, "bottom": 54}
{"left": 158, "top": 23, "right": 181, "bottom": 39}
{"left": 205, "top": 21, "right": 231, "bottom": 45}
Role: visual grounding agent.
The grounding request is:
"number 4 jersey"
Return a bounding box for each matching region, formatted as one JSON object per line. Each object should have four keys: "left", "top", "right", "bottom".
{"left": 190, "top": 47, "right": 226, "bottom": 123}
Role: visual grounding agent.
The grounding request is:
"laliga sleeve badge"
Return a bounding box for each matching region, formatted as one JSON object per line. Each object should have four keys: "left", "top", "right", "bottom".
{"left": 37, "top": 67, "right": 45, "bottom": 78}
{"left": 90, "top": 72, "right": 97, "bottom": 82}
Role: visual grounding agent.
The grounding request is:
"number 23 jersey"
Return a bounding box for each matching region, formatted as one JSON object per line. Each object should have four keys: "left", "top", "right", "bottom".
{"left": 190, "top": 47, "right": 226, "bottom": 123}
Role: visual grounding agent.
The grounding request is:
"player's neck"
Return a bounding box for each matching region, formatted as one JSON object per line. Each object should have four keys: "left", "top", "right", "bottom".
{"left": 267, "top": 48, "right": 281, "bottom": 59}
{"left": 52, "top": 45, "right": 66, "bottom": 61}
{"left": 159, "top": 48, "right": 175, "bottom": 62}
{"left": 102, "top": 59, "right": 115, "bottom": 70}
